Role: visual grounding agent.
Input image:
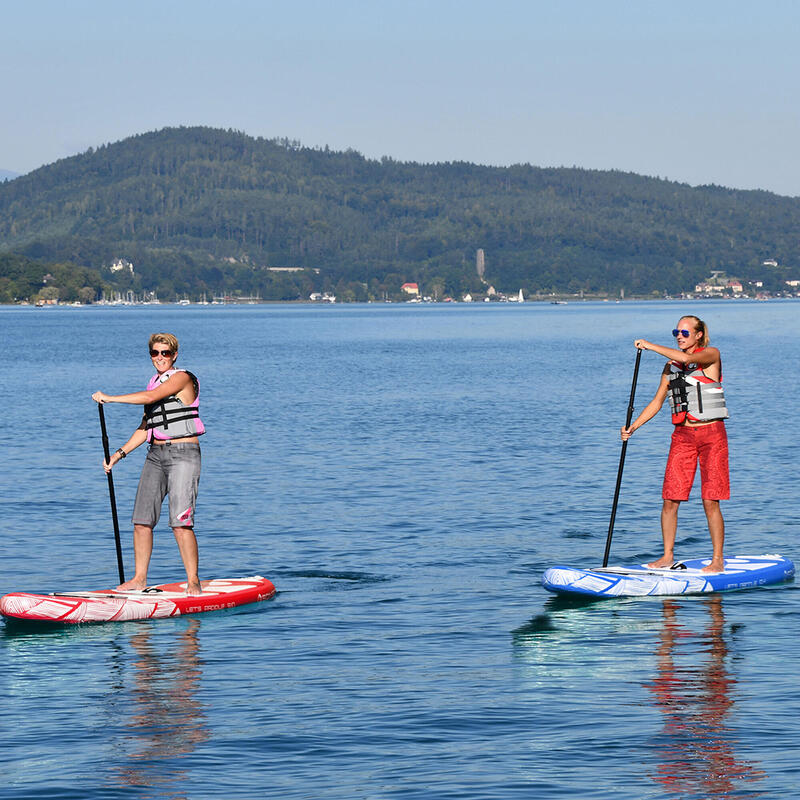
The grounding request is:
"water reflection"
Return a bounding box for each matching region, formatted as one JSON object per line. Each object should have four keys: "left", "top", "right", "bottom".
{"left": 646, "top": 596, "right": 765, "bottom": 798}
{"left": 510, "top": 593, "right": 768, "bottom": 798}
{"left": 111, "top": 618, "right": 209, "bottom": 797}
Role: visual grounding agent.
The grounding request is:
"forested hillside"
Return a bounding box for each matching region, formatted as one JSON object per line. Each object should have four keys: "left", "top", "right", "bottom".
{"left": 1, "top": 126, "right": 799, "bottom": 302}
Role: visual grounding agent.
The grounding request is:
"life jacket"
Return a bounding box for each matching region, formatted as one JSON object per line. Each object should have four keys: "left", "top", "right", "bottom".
{"left": 144, "top": 369, "right": 205, "bottom": 442}
{"left": 666, "top": 350, "right": 729, "bottom": 424}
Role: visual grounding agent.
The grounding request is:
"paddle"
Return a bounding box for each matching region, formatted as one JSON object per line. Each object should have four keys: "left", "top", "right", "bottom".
{"left": 98, "top": 404, "right": 126, "bottom": 584}
{"left": 602, "top": 347, "right": 643, "bottom": 567}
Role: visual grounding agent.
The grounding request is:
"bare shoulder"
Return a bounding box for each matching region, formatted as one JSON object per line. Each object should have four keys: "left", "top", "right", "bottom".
{"left": 155, "top": 370, "right": 192, "bottom": 397}
{"left": 695, "top": 346, "right": 721, "bottom": 365}
{"left": 172, "top": 370, "right": 198, "bottom": 401}
{"left": 163, "top": 370, "right": 191, "bottom": 387}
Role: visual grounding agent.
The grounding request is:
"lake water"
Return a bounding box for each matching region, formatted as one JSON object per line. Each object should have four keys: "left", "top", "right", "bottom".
{"left": 1, "top": 300, "right": 798, "bottom": 799}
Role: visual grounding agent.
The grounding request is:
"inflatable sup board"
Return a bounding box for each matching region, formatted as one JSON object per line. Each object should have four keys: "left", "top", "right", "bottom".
{"left": 542, "top": 555, "right": 794, "bottom": 598}
{"left": 0, "top": 576, "right": 275, "bottom": 625}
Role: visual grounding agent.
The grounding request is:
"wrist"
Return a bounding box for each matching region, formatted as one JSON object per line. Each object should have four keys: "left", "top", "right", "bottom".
{"left": 116, "top": 448, "right": 127, "bottom": 459}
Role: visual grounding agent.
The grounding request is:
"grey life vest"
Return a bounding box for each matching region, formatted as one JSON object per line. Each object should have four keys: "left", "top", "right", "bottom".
{"left": 667, "top": 359, "right": 729, "bottom": 424}
{"left": 144, "top": 369, "right": 206, "bottom": 441}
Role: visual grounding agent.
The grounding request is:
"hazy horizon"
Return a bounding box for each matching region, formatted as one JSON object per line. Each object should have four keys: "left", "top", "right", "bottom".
{"left": 3, "top": 1, "right": 800, "bottom": 196}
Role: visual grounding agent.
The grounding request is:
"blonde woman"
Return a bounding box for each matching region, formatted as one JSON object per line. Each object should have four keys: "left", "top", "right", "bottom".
{"left": 92, "top": 333, "right": 205, "bottom": 594}
{"left": 620, "top": 316, "right": 729, "bottom": 573}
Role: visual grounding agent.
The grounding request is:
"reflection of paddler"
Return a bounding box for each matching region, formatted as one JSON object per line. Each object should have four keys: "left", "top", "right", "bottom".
{"left": 112, "top": 619, "right": 208, "bottom": 792}
{"left": 647, "top": 597, "right": 765, "bottom": 797}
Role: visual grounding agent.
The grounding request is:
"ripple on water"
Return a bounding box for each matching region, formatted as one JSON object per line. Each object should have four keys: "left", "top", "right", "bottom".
{"left": 2, "top": 302, "right": 799, "bottom": 799}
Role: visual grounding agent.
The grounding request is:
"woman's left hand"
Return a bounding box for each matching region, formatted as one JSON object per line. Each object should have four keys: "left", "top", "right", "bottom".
{"left": 634, "top": 339, "right": 651, "bottom": 351}
{"left": 92, "top": 391, "right": 110, "bottom": 404}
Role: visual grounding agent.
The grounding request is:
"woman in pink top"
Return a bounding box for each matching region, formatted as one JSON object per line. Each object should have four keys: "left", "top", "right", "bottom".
{"left": 92, "top": 333, "right": 205, "bottom": 595}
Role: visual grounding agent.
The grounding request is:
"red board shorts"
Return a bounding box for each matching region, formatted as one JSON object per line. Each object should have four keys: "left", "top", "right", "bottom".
{"left": 662, "top": 421, "right": 730, "bottom": 501}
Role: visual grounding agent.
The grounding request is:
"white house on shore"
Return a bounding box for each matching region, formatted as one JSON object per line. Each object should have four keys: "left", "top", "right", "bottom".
{"left": 109, "top": 258, "right": 134, "bottom": 275}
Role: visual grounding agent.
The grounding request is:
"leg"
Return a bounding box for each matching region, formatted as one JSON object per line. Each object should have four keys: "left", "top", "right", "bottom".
{"left": 657, "top": 427, "right": 695, "bottom": 568}
{"left": 117, "top": 524, "right": 154, "bottom": 590}
{"left": 701, "top": 499, "right": 725, "bottom": 572}
{"left": 164, "top": 443, "right": 203, "bottom": 594}
{"left": 172, "top": 526, "right": 202, "bottom": 594}
{"left": 697, "top": 422, "right": 729, "bottom": 573}
{"left": 128, "top": 447, "right": 167, "bottom": 591}
{"left": 649, "top": 499, "right": 680, "bottom": 567}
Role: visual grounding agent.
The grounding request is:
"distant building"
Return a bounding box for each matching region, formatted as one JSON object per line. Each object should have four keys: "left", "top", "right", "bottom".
{"left": 763, "top": 258, "right": 779, "bottom": 267}
{"left": 786, "top": 280, "right": 800, "bottom": 287}
{"left": 401, "top": 282, "right": 419, "bottom": 296}
{"left": 696, "top": 272, "right": 743, "bottom": 295}
{"left": 109, "top": 258, "right": 134, "bottom": 275}
{"left": 695, "top": 283, "right": 724, "bottom": 295}
{"left": 476, "top": 249, "right": 486, "bottom": 279}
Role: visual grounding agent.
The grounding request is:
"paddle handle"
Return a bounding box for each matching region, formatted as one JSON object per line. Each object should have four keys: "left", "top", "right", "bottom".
{"left": 98, "top": 404, "right": 126, "bottom": 584}
{"left": 602, "top": 348, "right": 643, "bottom": 567}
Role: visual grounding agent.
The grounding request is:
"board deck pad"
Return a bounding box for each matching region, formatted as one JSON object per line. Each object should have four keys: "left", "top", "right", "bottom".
{"left": 542, "top": 555, "right": 794, "bottom": 598}
{"left": 0, "top": 576, "right": 275, "bottom": 624}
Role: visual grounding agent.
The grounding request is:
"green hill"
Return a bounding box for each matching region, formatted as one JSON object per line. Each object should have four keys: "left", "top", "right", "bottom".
{"left": 1, "top": 126, "right": 799, "bottom": 301}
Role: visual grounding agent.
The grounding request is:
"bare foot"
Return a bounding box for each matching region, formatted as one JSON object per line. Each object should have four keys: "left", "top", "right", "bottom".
{"left": 701, "top": 560, "right": 725, "bottom": 574}
{"left": 185, "top": 580, "right": 203, "bottom": 596}
{"left": 647, "top": 556, "right": 675, "bottom": 569}
{"left": 115, "top": 578, "right": 148, "bottom": 592}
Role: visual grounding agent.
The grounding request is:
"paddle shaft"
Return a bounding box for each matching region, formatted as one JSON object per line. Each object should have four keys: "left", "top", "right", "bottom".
{"left": 602, "top": 348, "right": 643, "bottom": 567}
{"left": 98, "top": 404, "right": 126, "bottom": 584}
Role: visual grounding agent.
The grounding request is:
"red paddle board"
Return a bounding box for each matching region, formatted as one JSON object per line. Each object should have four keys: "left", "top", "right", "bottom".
{"left": 0, "top": 576, "right": 275, "bottom": 624}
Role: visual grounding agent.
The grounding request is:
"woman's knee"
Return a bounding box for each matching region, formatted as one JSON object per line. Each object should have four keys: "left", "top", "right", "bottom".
{"left": 662, "top": 499, "right": 681, "bottom": 515}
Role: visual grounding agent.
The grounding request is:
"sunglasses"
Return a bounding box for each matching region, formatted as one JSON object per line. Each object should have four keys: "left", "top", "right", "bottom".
{"left": 150, "top": 348, "right": 174, "bottom": 357}
{"left": 672, "top": 329, "right": 691, "bottom": 338}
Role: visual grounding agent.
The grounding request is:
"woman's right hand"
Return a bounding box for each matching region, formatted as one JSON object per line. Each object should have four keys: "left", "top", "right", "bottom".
{"left": 102, "top": 451, "right": 123, "bottom": 474}
{"left": 620, "top": 425, "right": 634, "bottom": 441}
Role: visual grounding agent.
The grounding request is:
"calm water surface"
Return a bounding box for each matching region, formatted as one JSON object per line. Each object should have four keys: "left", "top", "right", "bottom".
{"left": 1, "top": 301, "right": 798, "bottom": 799}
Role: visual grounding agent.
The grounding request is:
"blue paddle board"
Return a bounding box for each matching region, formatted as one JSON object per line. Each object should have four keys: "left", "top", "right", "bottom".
{"left": 542, "top": 554, "right": 794, "bottom": 598}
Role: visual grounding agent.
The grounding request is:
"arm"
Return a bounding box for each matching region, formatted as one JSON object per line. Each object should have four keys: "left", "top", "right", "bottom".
{"left": 103, "top": 427, "right": 148, "bottom": 473}
{"left": 92, "top": 371, "right": 192, "bottom": 406}
{"left": 620, "top": 374, "right": 670, "bottom": 441}
{"left": 634, "top": 339, "right": 720, "bottom": 368}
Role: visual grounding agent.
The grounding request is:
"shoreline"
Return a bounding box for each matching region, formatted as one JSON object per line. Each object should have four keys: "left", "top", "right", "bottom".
{"left": 4, "top": 294, "right": 797, "bottom": 309}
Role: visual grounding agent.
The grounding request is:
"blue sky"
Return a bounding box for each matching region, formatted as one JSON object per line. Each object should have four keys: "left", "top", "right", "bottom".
{"left": 3, "top": 0, "right": 800, "bottom": 195}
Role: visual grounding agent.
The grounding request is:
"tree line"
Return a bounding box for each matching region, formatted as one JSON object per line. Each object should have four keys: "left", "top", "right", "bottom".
{"left": 1, "top": 126, "right": 799, "bottom": 301}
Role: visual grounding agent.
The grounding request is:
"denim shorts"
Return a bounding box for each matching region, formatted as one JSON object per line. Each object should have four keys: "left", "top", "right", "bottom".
{"left": 132, "top": 442, "right": 201, "bottom": 528}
